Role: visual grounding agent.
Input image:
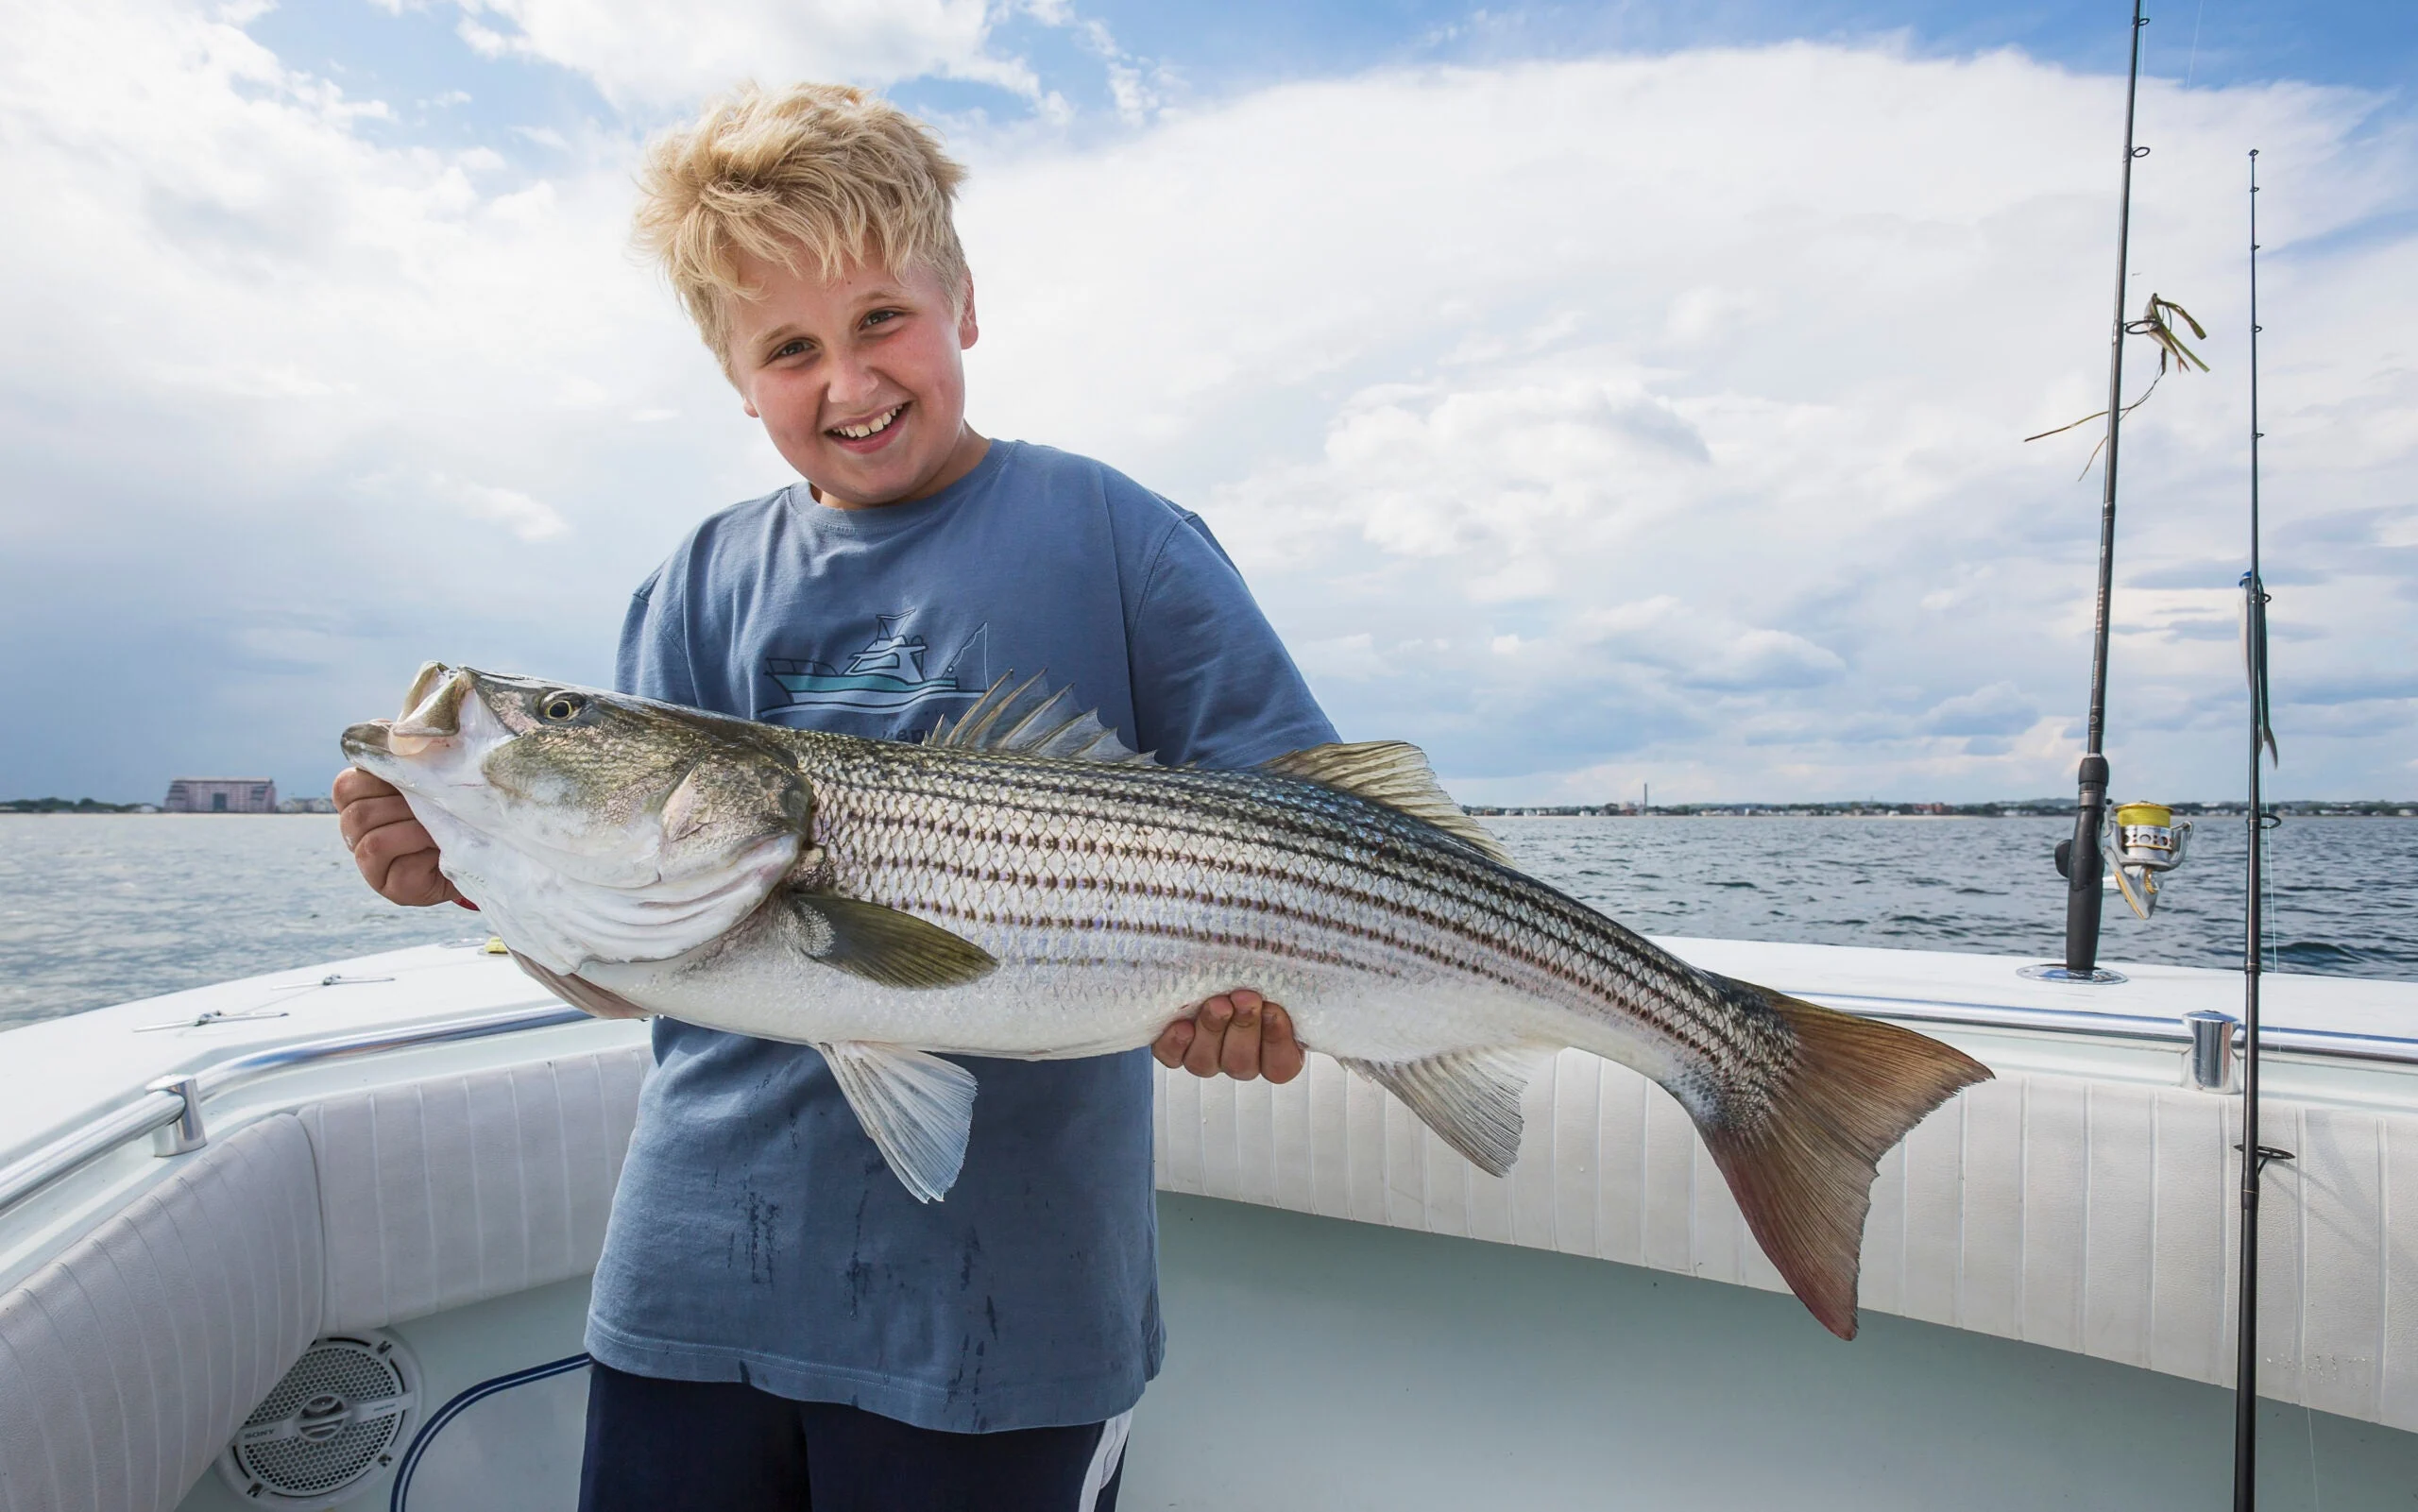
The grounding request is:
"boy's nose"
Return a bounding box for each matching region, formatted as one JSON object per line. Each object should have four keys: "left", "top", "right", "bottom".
{"left": 824, "top": 353, "right": 880, "bottom": 408}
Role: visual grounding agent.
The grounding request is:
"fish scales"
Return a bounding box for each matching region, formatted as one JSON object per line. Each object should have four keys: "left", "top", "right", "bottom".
{"left": 837, "top": 783, "right": 1727, "bottom": 1076}
{"left": 810, "top": 739, "right": 1766, "bottom": 1089}
{"left": 343, "top": 665, "right": 1992, "bottom": 1337}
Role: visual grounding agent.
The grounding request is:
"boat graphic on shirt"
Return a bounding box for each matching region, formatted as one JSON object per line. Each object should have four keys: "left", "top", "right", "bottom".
{"left": 762, "top": 614, "right": 990, "bottom": 714}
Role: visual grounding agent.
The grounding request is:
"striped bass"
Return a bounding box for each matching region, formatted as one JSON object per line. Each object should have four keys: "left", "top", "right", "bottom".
{"left": 342, "top": 663, "right": 1989, "bottom": 1338}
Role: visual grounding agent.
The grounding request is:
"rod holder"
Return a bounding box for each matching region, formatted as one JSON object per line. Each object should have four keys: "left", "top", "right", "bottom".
{"left": 146, "top": 1075, "right": 208, "bottom": 1156}
{"left": 2186, "top": 1010, "right": 2239, "bottom": 1092}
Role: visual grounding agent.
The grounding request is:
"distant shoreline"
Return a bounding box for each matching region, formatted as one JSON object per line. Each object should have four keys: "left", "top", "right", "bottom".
{"left": 0, "top": 800, "right": 335, "bottom": 815}
{"left": 1470, "top": 803, "right": 2418, "bottom": 818}
{"left": 8, "top": 799, "right": 2413, "bottom": 819}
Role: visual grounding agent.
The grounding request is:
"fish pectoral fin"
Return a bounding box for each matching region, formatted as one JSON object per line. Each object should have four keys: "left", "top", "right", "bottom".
{"left": 819, "top": 1042, "right": 979, "bottom": 1203}
{"left": 785, "top": 891, "right": 998, "bottom": 989}
{"left": 1339, "top": 1045, "right": 1554, "bottom": 1178}
{"left": 1259, "top": 742, "right": 1511, "bottom": 865}
{"left": 510, "top": 950, "right": 651, "bottom": 1020}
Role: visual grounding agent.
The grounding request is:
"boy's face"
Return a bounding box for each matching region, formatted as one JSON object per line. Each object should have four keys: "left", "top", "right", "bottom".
{"left": 724, "top": 252, "right": 982, "bottom": 509}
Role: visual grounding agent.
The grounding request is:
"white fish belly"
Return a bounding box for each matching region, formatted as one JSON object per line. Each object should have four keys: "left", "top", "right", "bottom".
{"left": 587, "top": 904, "right": 1688, "bottom": 1087}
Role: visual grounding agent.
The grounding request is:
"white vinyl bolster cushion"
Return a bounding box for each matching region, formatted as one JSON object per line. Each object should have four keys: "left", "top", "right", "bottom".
{"left": 298, "top": 1045, "right": 649, "bottom": 1334}
{"left": 0, "top": 1114, "right": 324, "bottom": 1512}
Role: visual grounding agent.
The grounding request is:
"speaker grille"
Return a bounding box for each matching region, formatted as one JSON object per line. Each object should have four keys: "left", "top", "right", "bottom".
{"left": 218, "top": 1333, "right": 419, "bottom": 1508}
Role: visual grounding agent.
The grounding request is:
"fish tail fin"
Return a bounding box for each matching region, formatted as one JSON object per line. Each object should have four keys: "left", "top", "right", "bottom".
{"left": 1693, "top": 978, "right": 1992, "bottom": 1340}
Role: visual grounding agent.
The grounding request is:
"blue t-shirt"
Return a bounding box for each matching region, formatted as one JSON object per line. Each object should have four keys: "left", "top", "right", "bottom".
{"left": 585, "top": 439, "right": 1337, "bottom": 1431}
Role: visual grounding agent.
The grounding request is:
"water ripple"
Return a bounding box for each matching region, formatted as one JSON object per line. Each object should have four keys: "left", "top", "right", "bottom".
{"left": 1, "top": 812, "right": 2411, "bottom": 1033}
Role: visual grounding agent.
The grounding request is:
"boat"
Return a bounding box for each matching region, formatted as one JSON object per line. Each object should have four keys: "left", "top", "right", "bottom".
{"left": 6, "top": 934, "right": 2416, "bottom": 1509}
{"left": 761, "top": 615, "right": 988, "bottom": 713}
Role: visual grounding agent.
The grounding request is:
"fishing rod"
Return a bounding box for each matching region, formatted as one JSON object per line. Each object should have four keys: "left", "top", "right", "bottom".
{"left": 2057, "top": 0, "right": 2152, "bottom": 980}
{"left": 2232, "top": 144, "right": 2284, "bottom": 1512}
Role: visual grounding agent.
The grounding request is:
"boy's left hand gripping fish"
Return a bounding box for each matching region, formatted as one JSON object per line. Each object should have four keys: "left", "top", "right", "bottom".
{"left": 345, "top": 662, "right": 1990, "bottom": 1339}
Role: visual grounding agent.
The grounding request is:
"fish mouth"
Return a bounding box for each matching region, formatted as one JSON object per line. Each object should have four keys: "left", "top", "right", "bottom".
{"left": 388, "top": 664, "right": 475, "bottom": 756}
{"left": 341, "top": 663, "right": 479, "bottom": 767}
{"left": 341, "top": 720, "right": 396, "bottom": 763}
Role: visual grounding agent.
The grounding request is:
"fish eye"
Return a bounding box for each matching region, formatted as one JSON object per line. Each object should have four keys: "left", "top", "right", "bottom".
{"left": 539, "top": 692, "right": 587, "bottom": 723}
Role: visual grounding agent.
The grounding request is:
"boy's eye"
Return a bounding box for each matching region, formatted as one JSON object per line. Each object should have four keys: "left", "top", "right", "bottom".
{"left": 773, "top": 339, "right": 809, "bottom": 359}
{"left": 862, "top": 309, "right": 901, "bottom": 329}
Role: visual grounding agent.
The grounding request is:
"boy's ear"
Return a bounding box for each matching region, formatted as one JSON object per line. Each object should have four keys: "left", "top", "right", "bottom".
{"left": 956, "top": 273, "right": 979, "bottom": 351}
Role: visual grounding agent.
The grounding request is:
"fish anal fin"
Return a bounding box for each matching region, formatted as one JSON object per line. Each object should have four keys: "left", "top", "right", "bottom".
{"left": 510, "top": 950, "right": 651, "bottom": 1020}
{"left": 1340, "top": 1045, "right": 1551, "bottom": 1177}
{"left": 820, "top": 1042, "right": 979, "bottom": 1203}
{"left": 1694, "top": 978, "right": 1993, "bottom": 1340}
{"left": 928, "top": 671, "right": 1153, "bottom": 765}
{"left": 1261, "top": 741, "right": 1510, "bottom": 865}
{"left": 786, "top": 891, "right": 998, "bottom": 989}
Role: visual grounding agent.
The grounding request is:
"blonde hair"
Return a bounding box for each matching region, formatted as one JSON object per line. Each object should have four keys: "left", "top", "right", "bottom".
{"left": 634, "top": 82, "right": 969, "bottom": 370}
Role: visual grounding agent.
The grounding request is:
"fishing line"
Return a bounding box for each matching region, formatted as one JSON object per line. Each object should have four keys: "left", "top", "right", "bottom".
{"left": 2186, "top": 0, "right": 2208, "bottom": 86}
{"left": 2306, "top": 1400, "right": 2324, "bottom": 1512}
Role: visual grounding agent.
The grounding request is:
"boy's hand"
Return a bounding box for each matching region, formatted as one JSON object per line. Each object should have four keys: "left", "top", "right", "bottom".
{"left": 1152, "top": 990, "right": 1304, "bottom": 1084}
{"left": 334, "top": 767, "right": 466, "bottom": 909}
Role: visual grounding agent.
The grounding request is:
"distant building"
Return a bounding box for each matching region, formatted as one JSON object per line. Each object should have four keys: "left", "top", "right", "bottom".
{"left": 164, "top": 778, "right": 278, "bottom": 814}
{"left": 278, "top": 796, "right": 336, "bottom": 814}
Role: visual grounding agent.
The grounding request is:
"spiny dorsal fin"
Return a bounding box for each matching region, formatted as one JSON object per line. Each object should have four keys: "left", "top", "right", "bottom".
{"left": 928, "top": 672, "right": 1153, "bottom": 765}
{"left": 1261, "top": 741, "right": 1511, "bottom": 864}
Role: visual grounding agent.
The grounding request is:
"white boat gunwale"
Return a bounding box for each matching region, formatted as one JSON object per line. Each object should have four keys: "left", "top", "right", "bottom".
{"left": 7, "top": 939, "right": 2417, "bottom": 1227}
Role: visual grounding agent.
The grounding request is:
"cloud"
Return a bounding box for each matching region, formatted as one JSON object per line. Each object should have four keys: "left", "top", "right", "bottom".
{"left": 435, "top": 476, "right": 573, "bottom": 541}
{"left": 954, "top": 48, "right": 2418, "bottom": 801}
{"left": 0, "top": 5, "right": 2412, "bottom": 807}
{"left": 441, "top": 0, "right": 1041, "bottom": 109}
{"left": 1920, "top": 682, "right": 2040, "bottom": 738}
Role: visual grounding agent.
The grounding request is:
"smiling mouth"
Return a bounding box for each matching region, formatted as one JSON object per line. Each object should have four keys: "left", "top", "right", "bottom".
{"left": 827, "top": 403, "right": 906, "bottom": 441}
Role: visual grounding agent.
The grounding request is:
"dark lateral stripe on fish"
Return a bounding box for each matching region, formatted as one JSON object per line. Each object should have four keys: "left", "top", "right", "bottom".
{"left": 829, "top": 792, "right": 1762, "bottom": 1070}
{"left": 857, "top": 764, "right": 1671, "bottom": 978}
{"left": 837, "top": 798, "right": 1631, "bottom": 996}
{"left": 822, "top": 754, "right": 1786, "bottom": 1075}
{"left": 845, "top": 847, "right": 1736, "bottom": 1065}
{"left": 875, "top": 872, "right": 1635, "bottom": 1026}
{"left": 836, "top": 768, "right": 1672, "bottom": 982}
{"left": 828, "top": 794, "right": 1762, "bottom": 1074}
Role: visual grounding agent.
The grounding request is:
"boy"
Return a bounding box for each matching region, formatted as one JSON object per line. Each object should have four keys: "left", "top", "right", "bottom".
{"left": 334, "top": 83, "right": 1333, "bottom": 1509}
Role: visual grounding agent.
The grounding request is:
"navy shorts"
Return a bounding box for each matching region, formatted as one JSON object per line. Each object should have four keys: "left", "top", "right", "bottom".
{"left": 576, "top": 1362, "right": 1129, "bottom": 1512}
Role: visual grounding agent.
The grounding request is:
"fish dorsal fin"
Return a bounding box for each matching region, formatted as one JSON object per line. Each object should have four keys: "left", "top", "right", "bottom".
{"left": 1261, "top": 741, "right": 1511, "bottom": 864}
{"left": 928, "top": 672, "right": 1153, "bottom": 765}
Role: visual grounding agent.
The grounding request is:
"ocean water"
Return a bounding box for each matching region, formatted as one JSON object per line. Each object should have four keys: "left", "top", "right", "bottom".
{"left": 2, "top": 812, "right": 2412, "bottom": 1032}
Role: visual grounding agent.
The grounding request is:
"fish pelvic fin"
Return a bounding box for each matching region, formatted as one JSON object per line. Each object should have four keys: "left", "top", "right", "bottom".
{"left": 819, "top": 1042, "right": 979, "bottom": 1203}
{"left": 1340, "top": 1045, "right": 1555, "bottom": 1177}
{"left": 1260, "top": 741, "right": 1511, "bottom": 865}
{"left": 1694, "top": 979, "right": 1991, "bottom": 1340}
{"left": 510, "top": 950, "right": 652, "bottom": 1020}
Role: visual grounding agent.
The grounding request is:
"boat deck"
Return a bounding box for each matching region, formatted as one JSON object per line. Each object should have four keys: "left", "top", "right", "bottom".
{"left": 3, "top": 937, "right": 2415, "bottom": 1510}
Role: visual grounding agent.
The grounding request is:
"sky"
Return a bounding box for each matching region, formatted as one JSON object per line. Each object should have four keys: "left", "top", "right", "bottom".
{"left": 1, "top": 0, "right": 2411, "bottom": 807}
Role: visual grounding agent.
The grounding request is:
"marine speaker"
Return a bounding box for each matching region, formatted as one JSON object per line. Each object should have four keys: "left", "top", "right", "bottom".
{"left": 215, "top": 1331, "right": 421, "bottom": 1509}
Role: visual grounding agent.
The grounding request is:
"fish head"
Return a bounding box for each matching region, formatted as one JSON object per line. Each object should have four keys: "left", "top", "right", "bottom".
{"left": 343, "top": 664, "right": 809, "bottom": 971}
